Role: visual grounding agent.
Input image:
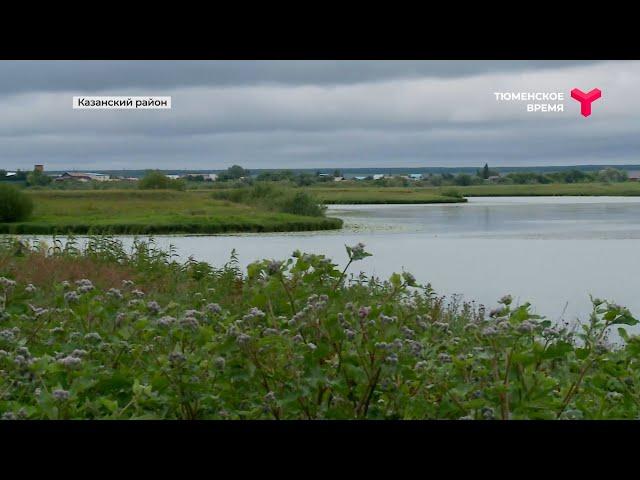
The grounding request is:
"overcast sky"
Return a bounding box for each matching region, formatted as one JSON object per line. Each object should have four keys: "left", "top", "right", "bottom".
{"left": 0, "top": 60, "right": 638, "bottom": 171}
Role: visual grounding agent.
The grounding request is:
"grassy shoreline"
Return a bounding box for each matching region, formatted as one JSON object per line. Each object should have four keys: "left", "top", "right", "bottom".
{"left": 0, "top": 190, "right": 343, "bottom": 235}
{"left": 309, "top": 181, "right": 640, "bottom": 201}
{"left": 450, "top": 182, "right": 640, "bottom": 197}
{"left": 308, "top": 187, "right": 467, "bottom": 204}
{"left": 3, "top": 183, "right": 638, "bottom": 236}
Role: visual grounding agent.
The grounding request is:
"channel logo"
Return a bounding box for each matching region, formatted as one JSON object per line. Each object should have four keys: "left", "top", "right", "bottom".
{"left": 570, "top": 88, "right": 601, "bottom": 117}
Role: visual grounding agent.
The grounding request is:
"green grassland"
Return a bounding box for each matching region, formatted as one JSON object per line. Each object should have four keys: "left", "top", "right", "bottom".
{"left": 0, "top": 190, "right": 343, "bottom": 234}
{"left": 3, "top": 182, "right": 639, "bottom": 236}
{"left": 308, "top": 181, "right": 640, "bottom": 202}
{"left": 307, "top": 186, "right": 467, "bottom": 204}
{"left": 449, "top": 182, "right": 640, "bottom": 197}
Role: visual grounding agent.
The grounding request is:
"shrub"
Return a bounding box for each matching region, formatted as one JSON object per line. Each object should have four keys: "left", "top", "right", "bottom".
{"left": 280, "top": 191, "right": 325, "bottom": 217}
{"left": 441, "top": 188, "right": 464, "bottom": 199}
{"left": 0, "top": 184, "right": 33, "bottom": 222}
{"left": 212, "top": 183, "right": 326, "bottom": 217}
{"left": 217, "top": 165, "right": 250, "bottom": 182}
{"left": 0, "top": 237, "right": 639, "bottom": 419}
{"left": 454, "top": 173, "right": 475, "bottom": 186}
{"left": 138, "top": 171, "right": 186, "bottom": 191}
{"left": 26, "top": 169, "right": 52, "bottom": 187}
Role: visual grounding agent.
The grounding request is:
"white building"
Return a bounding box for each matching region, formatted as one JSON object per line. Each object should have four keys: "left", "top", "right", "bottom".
{"left": 182, "top": 173, "right": 218, "bottom": 181}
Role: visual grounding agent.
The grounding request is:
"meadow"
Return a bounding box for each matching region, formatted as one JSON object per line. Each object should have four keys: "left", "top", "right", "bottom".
{"left": 0, "top": 190, "right": 343, "bottom": 234}
{"left": 442, "top": 182, "right": 640, "bottom": 197}
{"left": 309, "top": 181, "right": 640, "bottom": 202}
{"left": 307, "top": 186, "right": 467, "bottom": 204}
{"left": 0, "top": 236, "right": 639, "bottom": 420}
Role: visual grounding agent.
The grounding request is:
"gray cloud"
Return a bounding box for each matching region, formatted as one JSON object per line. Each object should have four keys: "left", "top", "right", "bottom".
{"left": 0, "top": 60, "right": 636, "bottom": 171}
{"left": 0, "top": 61, "right": 602, "bottom": 95}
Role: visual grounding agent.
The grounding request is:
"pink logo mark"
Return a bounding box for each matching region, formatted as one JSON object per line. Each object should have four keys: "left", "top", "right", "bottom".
{"left": 571, "top": 88, "right": 602, "bottom": 117}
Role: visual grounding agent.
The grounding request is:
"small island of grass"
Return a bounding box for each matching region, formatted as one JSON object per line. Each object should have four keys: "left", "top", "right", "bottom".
{"left": 0, "top": 190, "right": 343, "bottom": 235}
{"left": 308, "top": 186, "right": 467, "bottom": 204}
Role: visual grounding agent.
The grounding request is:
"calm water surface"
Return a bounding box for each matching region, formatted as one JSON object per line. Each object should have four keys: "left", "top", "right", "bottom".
{"left": 24, "top": 197, "right": 640, "bottom": 326}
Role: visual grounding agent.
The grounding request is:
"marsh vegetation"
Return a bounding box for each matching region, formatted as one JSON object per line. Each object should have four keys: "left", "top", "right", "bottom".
{"left": 0, "top": 236, "right": 638, "bottom": 420}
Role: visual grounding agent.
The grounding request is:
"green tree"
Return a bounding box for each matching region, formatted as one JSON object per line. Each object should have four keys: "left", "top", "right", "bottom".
{"left": 26, "top": 169, "right": 52, "bottom": 187}
{"left": 296, "top": 173, "right": 316, "bottom": 186}
{"left": 218, "top": 165, "right": 249, "bottom": 181}
{"left": 429, "top": 175, "right": 443, "bottom": 187}
{"left": 454, "top": 173, "right": 473, "bottom": 186}
{"left": 478, "top": 163, "right": 499, "bottom": 179}
{"left": 597, "top": 168, "right": 627, "bottom": 183}
{"left": 256, "top": 170, "right": 295, "bottom": 182}
{"left": 138, "top": 170, "right": 186, "bottom": 190}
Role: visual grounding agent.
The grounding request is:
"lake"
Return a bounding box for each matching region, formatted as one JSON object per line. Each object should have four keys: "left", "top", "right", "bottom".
{"left": 22, "top": 196, "right": 640, "bottom": 327}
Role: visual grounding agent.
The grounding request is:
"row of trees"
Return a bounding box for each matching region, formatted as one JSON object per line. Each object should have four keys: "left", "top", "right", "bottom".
{"left": 255, "top": 170, "right": 339, "bottom": 186}
{"left": 138, "top": 165, "right": 253, "bottom": 190}
{"left": 496, "top": 168, "right": 628, "bottom": 185}
{"left": 242, "top": 164, "right": 633, "bottom": 187}
{"left": 2, "top": 165, "right": 633, "bottom": 190}
{"left": 374, "top": 166, "right": 630, "bottom": 187}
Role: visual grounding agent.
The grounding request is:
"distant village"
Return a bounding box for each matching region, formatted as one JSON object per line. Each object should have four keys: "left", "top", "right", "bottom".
{"left": 2, "top": 164, "right": 639, "bottom": 186}
{"left": 0, "top": 165, "right": 448, "bottom": 184}
{"left": 0, "top": 165, "right": 220, "bottom": 183}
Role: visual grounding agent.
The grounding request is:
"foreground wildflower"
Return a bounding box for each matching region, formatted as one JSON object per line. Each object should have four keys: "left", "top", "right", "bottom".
{"left": 57, "top": 355, "right": 82, "bottom": 368}
{"left": 0, "top": 238, "right": 638, "bottom": 420}
{"left": 52, "top": 389, "right": 70, "bottom": 401}
{"left": 0, "top": 277, "right": 16, "bottom": 289}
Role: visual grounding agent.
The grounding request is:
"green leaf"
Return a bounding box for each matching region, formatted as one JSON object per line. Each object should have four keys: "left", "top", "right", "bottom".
{"left": 618, "top": 328, "right": 630, "bottom": 342}
{"left": 100, "top": 398, "right": 119, "bottom": 413}
{"left": 390, "top": 273, "right": 402, "bottom": 288}
{"left": 542, "top": 341, "right": 574, "bottom": 360}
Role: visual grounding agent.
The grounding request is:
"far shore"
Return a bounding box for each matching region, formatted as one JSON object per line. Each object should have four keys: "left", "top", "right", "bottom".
{"left": 2, "top": 181, "right": 640, "bottom": 235}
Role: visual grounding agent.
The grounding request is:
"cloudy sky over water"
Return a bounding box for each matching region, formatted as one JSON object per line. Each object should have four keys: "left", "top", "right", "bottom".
{"left": 0, "top": 60, "right": 639, "bottom": 170}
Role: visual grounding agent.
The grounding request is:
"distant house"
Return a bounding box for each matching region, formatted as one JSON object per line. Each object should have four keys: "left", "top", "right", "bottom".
{"left": 317, "top": 173, "right": 331, "bottom": 177}
{"left": 165, "top": 174, "right": 181, "bottom": 180}
{"left": 628, "top": 171, "right": 640, "bottom": 182}
{"left": 408, "top": 174, "right": 423, "bottom": 181}
{"left": 487, "top": 175, "right": 502, "bottom": 183}
{"left": 5, "top": 172, "right": 16, "bottom": 177}
{"left": 111, "top": 176, "right": 138, "bottom": 181}
{"left": 372, "top": 174, "right": 385, "bottom": 180}
{"left": 354, "top": 176, "right": 367, "bottom": 181}
{"left": 55, "top": 172, "right": 110, "bottom": 182}
{"left": 333, "top": 176, "right": 344, "bottom": 182}
{"left": 182, "top": 173, "right": 218, "bottom": 181}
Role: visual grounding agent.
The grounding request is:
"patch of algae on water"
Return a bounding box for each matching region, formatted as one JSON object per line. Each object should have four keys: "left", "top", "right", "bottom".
{"left": 339, "top": 221, "right": 408, "bottom": 234}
